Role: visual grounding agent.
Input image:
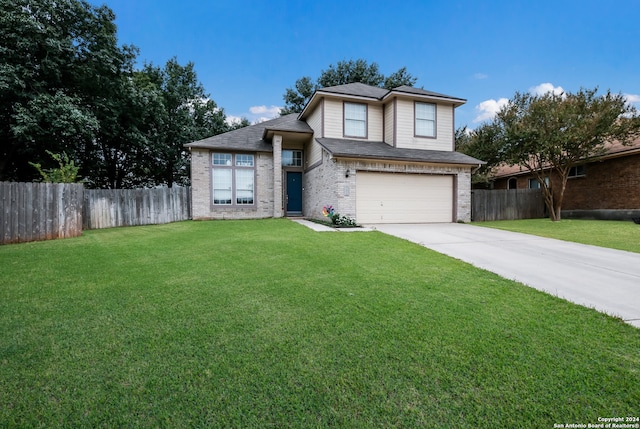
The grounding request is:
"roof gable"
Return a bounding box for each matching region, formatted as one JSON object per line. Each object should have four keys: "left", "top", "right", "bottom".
{"left": 185, "top": 113, "right": 312, "bottom": 152}
{"left": 300, "top": 82, "right": 465, "bottom": 119}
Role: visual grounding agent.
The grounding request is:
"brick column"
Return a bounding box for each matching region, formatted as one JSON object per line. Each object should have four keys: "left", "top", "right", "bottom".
{"left": 273, "top": 135, "right": 283, "bottom": 218}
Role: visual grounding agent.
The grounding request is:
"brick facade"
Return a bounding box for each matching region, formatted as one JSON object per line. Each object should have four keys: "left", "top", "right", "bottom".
{"left": 303, "top": 149, "right": 473, "bottom": 223}
{"left": 187, "top": 83, "right": 480, "bottom": 223}
{"left": 190, "top": 148, "right": 275, "bottom": 220}
{"left": 493, "top": 153, "right": 640, "bottom": 212}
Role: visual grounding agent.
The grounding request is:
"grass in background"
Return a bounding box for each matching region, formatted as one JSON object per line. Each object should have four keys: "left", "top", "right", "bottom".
{"left": 475, "top": 218, "right": 640, "bottom": 253}
{"left": 1, "top": 219, "right": 639, "bottom": 428}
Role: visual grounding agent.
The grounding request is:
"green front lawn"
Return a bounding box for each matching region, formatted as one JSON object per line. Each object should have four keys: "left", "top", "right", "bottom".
{"left": 475, "top": 218, "right": 640, "bottom": 253}
{"left": 1, "top": 219, "right": 638, "bottom": 428}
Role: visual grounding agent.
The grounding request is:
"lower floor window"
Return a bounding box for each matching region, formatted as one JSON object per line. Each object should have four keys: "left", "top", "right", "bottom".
{"left": 212, "top": 153, "right": 255, "bottom": 206}
{"left": 235, "top": 169, "right": 254, "bottom": 204}
{"left": 213, "top": 169, "right": 233, "bottom": 204}
{"left": 528, "top": 177, "right": 549, "bottom": 189}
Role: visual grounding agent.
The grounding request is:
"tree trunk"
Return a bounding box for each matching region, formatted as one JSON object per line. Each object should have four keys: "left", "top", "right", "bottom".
{"left": 541, "top": 182, "right": 559, "bottom": 221}
{"left": 167, "top": 165, "right": 174, "bottom": 188}
{"left": 552, "top": 172, "right": 569, "bottom": 222}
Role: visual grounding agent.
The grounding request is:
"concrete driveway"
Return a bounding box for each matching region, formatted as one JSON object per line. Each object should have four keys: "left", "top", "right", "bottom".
{"left": 369, "top": 223, "right": 640, "bottom": 328}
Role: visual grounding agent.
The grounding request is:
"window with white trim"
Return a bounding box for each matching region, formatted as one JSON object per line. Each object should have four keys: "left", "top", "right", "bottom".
{"left": 568, "top": 165, "right": 586, "bottom": 178}
{"left": 415, "top": 102, "right": 436, "bottom": 137}
{"left": 282, "top": 150, "right": 302, "bottom": 167}
{"left": 528, "top": 177, "right": 549, "bottom": 189}
{"left": 344, "top": 102, "right": 367, "bottom": 138}
{"left": 212, "top": 153, "right": 255, "bottom": 206}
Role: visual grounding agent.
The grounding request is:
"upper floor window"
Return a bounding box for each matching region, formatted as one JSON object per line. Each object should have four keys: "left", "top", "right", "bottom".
{"left": 344, "top": 102, "right": 367, "bottom": 138}
{"left": 415, "top": 102, "right": 436, "bottom": 138}
{"left": 282, "top": 150, "right": 302, "bottom": 167}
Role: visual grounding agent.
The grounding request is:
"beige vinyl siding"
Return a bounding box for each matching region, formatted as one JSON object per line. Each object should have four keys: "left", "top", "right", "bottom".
{"left": 368, "top": 104, "right": 383, "bottom": 141}
{"left": 437, "top": 104, "right": 454, "bottom": 149}
{"left": 306, "top": 102, "right": 323, "bottom": 136}
{"left": 323, "top": 98, "right": 383, "bottom": 141}
{"left": 356, "top": 172, "right": 453, "bottom": 223}
{"left": 395, "top": 99, "right": 453, "bottom": 151}
{"left": 304, "top": 100, "right": 325, "bottom": 167}
{"left": 323, "top": 98, "right": 343, "bottom": 138}
{"left": 305, "top": 139, "right": 323, "bottom": 167}
{"left": 384, "top": 100, "right": 394, "bottom": 145}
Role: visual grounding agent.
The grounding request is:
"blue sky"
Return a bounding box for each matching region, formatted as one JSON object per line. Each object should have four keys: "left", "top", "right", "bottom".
{"left": 95, "top": 0, "right": 640, "bottom": 128}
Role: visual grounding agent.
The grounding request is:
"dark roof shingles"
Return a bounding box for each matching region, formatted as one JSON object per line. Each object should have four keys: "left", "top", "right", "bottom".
{"left": 185, "top": 114, "right": 311, "bottom": 151}
{"left": 391, "top": 85, "right": 466, "bottom": 102}
{"left": 316, "top": 138, "right": 484, "bottom": 165}
{"left": 317, "top": 82, "right": 389, "bottom": 99}
{"left": 316, "top": 82, "right": 464, "bottom": 102}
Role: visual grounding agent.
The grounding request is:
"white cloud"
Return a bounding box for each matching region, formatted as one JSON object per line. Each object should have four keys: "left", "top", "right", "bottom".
{"left": 473, "top": 73, "right": 488, "bottom": 80}
{"left": 249, "top": 105, "right": 281, "bottom": 117}
{"left": 241, "top": 105, "right": 281, "bottom": 124}
{"left": 529, "top": 82, "right": 564, "bottom": 96}
{"left": 225, "top": 115, "right": 243, "bottom": 126}
{"left": 623, "top": 93, "right": 640, "bottom": 104}
{"left": 473, "top": 98, "right": 509, "bottom": 123}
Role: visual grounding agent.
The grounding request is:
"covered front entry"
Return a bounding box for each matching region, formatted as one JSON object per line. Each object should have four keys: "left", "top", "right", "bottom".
{"left": 356, "top": 172, "right": 453, "bottom": 223}
{"left": 286, "top": 171, "right": 303, "bottom": 215}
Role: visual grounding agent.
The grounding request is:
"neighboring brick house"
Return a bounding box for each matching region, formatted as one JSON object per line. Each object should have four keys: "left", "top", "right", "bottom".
{"left": 490, "top": 136, "right": 640, "bottom": 219}
{"left": 185, "top": 82, "right": 483, "bottom": 223}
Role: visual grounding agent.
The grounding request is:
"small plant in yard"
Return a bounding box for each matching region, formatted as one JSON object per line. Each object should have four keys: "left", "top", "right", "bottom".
{"left": 29, "top": 150, "right": 81, "bottom": 183}
{"left": 323, "top": 204, "right": 358, "bottom": 227}
{"left": 331, "top": 213, "right": 358, "bottom": 227}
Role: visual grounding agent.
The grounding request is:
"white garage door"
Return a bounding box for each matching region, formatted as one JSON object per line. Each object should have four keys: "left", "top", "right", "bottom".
{"left": 356, "top": 172, "right": 453, "bottom": 223}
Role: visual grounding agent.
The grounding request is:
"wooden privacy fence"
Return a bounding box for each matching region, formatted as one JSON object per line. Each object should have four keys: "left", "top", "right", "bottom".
{"left": 83, "top": 186, "right": 191, "bottom": 230}
{"left": 472, "top": 189, "right": 545, "bottom": 221}
{"left": 1, "top": 182, "right": 84, "bottom": 244}
{"left": 1, "top": 183, "right": 191, "bottom": 245}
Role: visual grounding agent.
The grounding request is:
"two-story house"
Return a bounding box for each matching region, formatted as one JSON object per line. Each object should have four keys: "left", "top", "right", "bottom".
{"left": 185, "top": 82, "right": 483, "bottom": 223}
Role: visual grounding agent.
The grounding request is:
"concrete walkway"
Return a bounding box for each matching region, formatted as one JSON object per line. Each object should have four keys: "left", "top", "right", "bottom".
{"left": 290, "top": 218, "right": 373, "bottom": 232}
{"left": 368, "top": 223, "right": 640, "bottom": 328}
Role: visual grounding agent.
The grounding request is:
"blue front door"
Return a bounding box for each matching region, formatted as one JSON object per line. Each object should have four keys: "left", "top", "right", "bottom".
{"left": 286, "top": 172, "right": 302, "bottom": 213}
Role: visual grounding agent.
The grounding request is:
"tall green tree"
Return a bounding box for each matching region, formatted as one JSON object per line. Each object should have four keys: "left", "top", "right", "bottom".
{"left": 280, "top": 59, "right": 417, "bottom": 115}
{"left": 456, "top": 124, "right": 503, "bottom": 187}
{"left": 1, "top": 0, "right": 243, "bottom": 187}
{"left": 143, "top": 58, "right": 230, "bottom": 187}
{"left": 88, "top": 61, "right": 166, "bottom": 189}
{"left": 0, "top": 0, "right": 135, "bottom": 182}
{"left": 483, "top": 88, "right": 640, "bottom": 221}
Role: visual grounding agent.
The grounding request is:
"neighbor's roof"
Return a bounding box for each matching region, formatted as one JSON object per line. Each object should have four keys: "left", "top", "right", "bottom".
{"left": 185, "top": 113, "right": 312, "bottom": 151}
{"left": 317, "top": 138, "right": 484, "bottom": 166}
{"left": 492, "top": 134, "right": 640, "bottom": 179}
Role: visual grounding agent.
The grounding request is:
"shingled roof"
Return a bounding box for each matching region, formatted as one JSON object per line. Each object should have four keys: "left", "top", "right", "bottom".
{"left": 390, "top": 85, "right": 466, "bottom": 103}
{"left": 313, "top": 82, "right": 464, "bottom": 103}
{"left": 300, "top": 82, "right": 466, "bottom": 118}
{"left": 317, "top": 82, "right": 390, "bottom": 99}
{"left": 185, "top": 114, "right": 312, "bottom": 152}
{"left": 492, "top": 135, "right": 640, "bottom": 179}
{"left": 316, "top": 138, "right": 484, "bottom": 165}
